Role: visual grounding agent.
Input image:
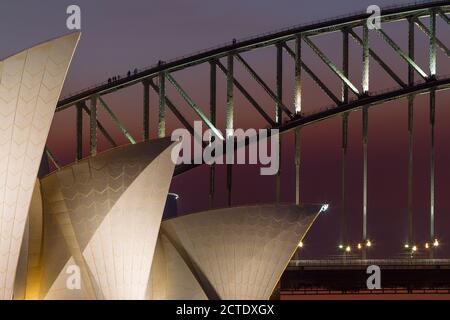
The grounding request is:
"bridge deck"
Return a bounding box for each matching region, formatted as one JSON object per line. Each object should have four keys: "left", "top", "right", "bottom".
{"left": 288, "top": 259, "right": 450, "bottom": 269}
{"left": 281, "top": 259, "right": 450, "bottom": 294}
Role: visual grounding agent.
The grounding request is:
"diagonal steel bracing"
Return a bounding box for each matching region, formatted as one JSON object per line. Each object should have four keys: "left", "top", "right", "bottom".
{"left": 166, "top": 73, "right": 225, "bottom": 140}
{"left": 282, "top": 43, "right": 341, "bottom": 105}
{"left": 438, "top": 10, "right": 450, "bottom": 26}
{"left": 45, "top": 147, "right": 61, "bottom": 170}
{"left": 376, "top": 28, "right": 428, "bottom": 80}
{"left": 348, "top": 29, "right": 406, "bottom": 88}
{"left": 235, "top": 53, "right": 293, "bottom": 119}
{"left": 98, "top": 96, "right": 136, "bottom": 144}
{"left": 81, "top": 102, "right": 117, "bottom": 147}
{"left": 216, "top": 60, "right": 276, "bottom": 126}
{"left": 148, "top": 79, "right": 195, "bottom": 136}
{"left": 414, "top": 18, "right": 450, "bottom": 57}
{"left": 303, "top": 36, "right": 360, "bottom": 96}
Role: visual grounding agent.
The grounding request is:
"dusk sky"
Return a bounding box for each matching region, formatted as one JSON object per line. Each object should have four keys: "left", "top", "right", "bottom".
{"left": 1, "top": 0, "right": 450, "bottom": 259}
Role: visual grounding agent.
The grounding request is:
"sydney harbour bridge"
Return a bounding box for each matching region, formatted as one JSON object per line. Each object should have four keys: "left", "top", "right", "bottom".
{"left": 14, "top": 0, "right": 450, "bottom": 297}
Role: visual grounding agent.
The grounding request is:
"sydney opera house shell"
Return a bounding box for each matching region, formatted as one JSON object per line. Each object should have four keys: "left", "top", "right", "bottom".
{"left": 0, "top": 33, "right": 324, "bottom": 300}
{"left": 0, "top": 32, "right": 80, "bottom": 300}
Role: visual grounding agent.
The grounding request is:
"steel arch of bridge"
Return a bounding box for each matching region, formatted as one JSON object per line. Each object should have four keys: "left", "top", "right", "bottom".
{"left": 48, "top": 1, "right": 450, "bottom": 258}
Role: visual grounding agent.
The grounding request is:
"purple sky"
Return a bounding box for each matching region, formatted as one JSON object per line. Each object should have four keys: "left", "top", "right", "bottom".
{"left": 1, "top": 0, "right": 450, "bottom": 259}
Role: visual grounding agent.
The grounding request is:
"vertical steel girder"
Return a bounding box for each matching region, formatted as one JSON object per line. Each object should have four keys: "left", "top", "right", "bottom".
{"left": 407, "top": 18, "right": 415, "bottom": 247}
{"left": 210, "top": 61, "right": 217, "bottom": 132}
{"left": 158, "top": 72, "right": 166, "bottom": 138}
{"left": 341, "top": 30, "right": 349, "bottom": 247}
{"left": 348, "top": 29, "right": 406, "bottom": 88}
{"left": 342, "top": 30, "right": 349, "bottom": 103}
{"left": 429, "top": 9, "right": 437, "bottom": 77}
{"left": 90, "top": 96, "right": 97, "bottom": 157}
{"left": 98, "top": 96, "right": 136, "bottom": 144}
{"left": 341, "top": 113, "right": 348, "bottom": 246}
{"left": 235, "top": 53, "right": 293, "bottom": 118}
{"left": 81, "top": 103, "right": 117, "bottom": 147}
{"left": 294, "top": 35, "right": 302, "bottom": 114}
{"left": 362, "top": 106, "right": 368, "bottom": 256}
{"left": 376, "top": 28, "right": 428, "bottom": 80}
{"left": 209, "top": 60, "right": 217, "bottom": 209}
{"left": 216, "top": 61, "right": 275, "bottom": 126}
{"left": 407, "top": 97, "right": 414, "bottom": 245}
{"left": 294, "top": 35, "right": 302, "bottom": 206}
{"left": 166, "top": 73, "right": 224, "bottom": 140}
{"left": 282, "top": 43, "right": 340, "bottom": 105}
{"left": 429, "top": 9, "right": 437, "bottom": 251}
{"left": 303, "top": 36, "right": 360, "bottom": 96}
{"left": 148, "top": 79, "right": 195, "bottom": 136}
{"left": 143, "top": 80, "right": 150, "bottom": 140}
{"left": 414, "top": 19, "right": 450, "bottom": 57}
{"left": 276, "top": 43, "right": 283, "bottom": 203}
{"left": 430, "top": 89, "right": 436, "bottom": 244}
{"left": 295, "top": 129, "right": 301, "bottom": 206}
{"left": 76, "top": 102, "right": 83, "bottom": 161}
{"left": 226, "top": 54, "right": 234, "bottom": 136}
{"left": 362, "top": 24, "right": 370, "bottom": 94}
{"left": 276, "top": 43, "right": 283, "bottom": 125}
{"left": 226, "top": 54, "right": 234, "bottom": 206}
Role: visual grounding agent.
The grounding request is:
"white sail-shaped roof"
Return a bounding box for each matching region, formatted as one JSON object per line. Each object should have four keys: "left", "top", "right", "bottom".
{"left": 0, "top": 33, "right": 80, "bottom": 299}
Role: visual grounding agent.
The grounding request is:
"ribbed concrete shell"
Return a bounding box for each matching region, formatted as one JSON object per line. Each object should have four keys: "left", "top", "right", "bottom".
{"left": 147, "top": 204, "right": 322, "bottom": 300}
{"left": 38, "top": 138, "right": 180, "bottom": 299}
{"left": 0, "top": 33, "right": 80, "bottom": 299}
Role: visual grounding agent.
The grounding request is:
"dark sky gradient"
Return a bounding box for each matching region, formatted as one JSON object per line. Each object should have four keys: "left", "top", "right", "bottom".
{"left": 1, "top": 0, "right": 450, "bottom": 259}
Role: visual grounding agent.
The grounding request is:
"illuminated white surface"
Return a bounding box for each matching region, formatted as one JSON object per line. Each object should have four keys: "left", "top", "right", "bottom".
{"left": 0, "top": 33, "right": 80, "bottom": 299}
{"left": 147, "top": 204, "right": 322, "bottom": 300}
{"left": 40, "top": 139, "right": 180, "bottom": 299}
